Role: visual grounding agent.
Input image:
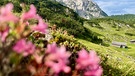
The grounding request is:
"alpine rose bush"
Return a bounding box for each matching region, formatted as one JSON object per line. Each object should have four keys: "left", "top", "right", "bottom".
{"left": 0, "top": 3, "right": 103, "bottom": 76}
{"left": 13, "top": 39, "right": 35, "bottom": 56}
{"left": 21, "top": 4, "right": 37, "bottom": 20}
{"left": 76, "top": 49, "right": 103, "bottom": 76}
{"left": 0, "top": 3, "right": 18, "bottom": 23}
{"left": 45, "top": 43, "right": 71, "bottom": 74}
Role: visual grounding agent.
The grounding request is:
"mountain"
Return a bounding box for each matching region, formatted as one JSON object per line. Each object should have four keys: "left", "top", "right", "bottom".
{"left": 53, "top": 0, "right": 108, "bottom": 19}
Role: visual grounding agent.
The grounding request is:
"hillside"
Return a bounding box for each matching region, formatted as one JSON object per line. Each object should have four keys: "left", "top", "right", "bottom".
{"left": 108, "top": 14, "right": 135, "bottom": 25}
{"left": 0, "top": 0, "right": 87, "bottom": 36}
{"left": 84, "top": 18, "right": 135, "bottom": 44}
{"left": 32, "top": 1, "right": 135, "bottom": 75}
{"left": 1, "top": 0, "right": 135, "bottom": 75}
{"left": 84, "top": 18, "right": 135, "bottom": 58}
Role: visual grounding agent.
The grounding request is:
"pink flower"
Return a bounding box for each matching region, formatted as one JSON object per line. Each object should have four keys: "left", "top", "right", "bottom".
{"left": 21, "top": 4, "right": 47, "bottom": 33}
{"left": 84, "top": 66, "right": 103, "bottom": 76}
{"left": 31, "top": 18, "right": 48, "bottom": 33}
{"left": 45, "top": 43, "right": 71, "bottom": 74}
{"left": 76, "top": 49, "right": 103, "bottom": 76}
{"left": 13, "top": 39, "right": 35, "bottom": 56}
{"left": 46, "top": 42, "right": 57, "bottom": 53}
{"left": 25, "top": 21, "right": 30, "bottom": 26}
{"left": 0, "top": 27, "right": 9, "bottom": 42}
{"left": 0, "top": 3, "right": 18, "bottom": 22}
{"left": 22, "top": 4, "right": 37, "bottom": 20}
{"left": 76, "top": 49, "right": 90, "bottom": 70}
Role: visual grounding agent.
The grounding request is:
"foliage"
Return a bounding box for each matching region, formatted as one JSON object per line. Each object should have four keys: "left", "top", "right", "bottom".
{"left": 84, "top": 17, "right": 135, "bottom": 45}
{"left": 1, "top": 1, "right": 135, "bottom": 76}
{"left": 0, "top": 3, "right": 102, "bottom": 76}
{"left": 108, "top": 14, "right": 135, "bottom": 26}
{"left": 0, "top": 0, "right": 104, "bottom": 45}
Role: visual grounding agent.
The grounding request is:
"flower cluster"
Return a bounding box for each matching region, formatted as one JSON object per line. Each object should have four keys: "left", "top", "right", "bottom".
{"left": 13, "top": 39, "right": 35, "bottom": 56}
{"left": 21, "top": 4, "right": 37, "bottom": 20}
{"left": 45, "top": 43, "right": 71, "bottom": 74}
{"left": 0, "top": 3, "right": 18, "bottom": 42}
{"left": 0, "top": 3, "right": 18, "bottom": 23}
{"left": 76, "top": 49, "right": 103, "bottom": 76}
{"left": 0, "top": 3, "right": 103, "bottom": 76}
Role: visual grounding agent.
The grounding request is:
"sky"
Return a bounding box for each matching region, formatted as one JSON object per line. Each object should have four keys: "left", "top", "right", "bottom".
{"left": 94, "top": 0, "right": 135, "bottom": 16}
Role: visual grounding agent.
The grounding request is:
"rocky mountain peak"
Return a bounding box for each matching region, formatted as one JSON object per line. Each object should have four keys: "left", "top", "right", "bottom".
{"left": 54, "top": 0, "right": 108, "bottom": 19}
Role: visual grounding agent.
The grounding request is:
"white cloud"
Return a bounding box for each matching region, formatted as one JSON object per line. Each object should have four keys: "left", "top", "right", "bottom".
{"left": 123, "top": 8, "right": 135, "bottom": 14}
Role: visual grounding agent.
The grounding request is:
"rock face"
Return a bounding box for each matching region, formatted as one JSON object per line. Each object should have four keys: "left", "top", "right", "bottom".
{"left": 54, "top": 0, "right": 108, "bottom": 19}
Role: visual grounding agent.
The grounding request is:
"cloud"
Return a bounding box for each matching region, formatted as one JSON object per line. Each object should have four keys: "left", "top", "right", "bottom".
{"left": 94, "top": 0, "right": 135, "bottom": 15}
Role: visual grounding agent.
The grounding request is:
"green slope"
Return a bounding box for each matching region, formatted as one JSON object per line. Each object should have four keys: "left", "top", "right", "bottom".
{"left": 108, "top": 14, "right": 135, "bottom": 25}
{"left": 77, "top": 39, "right": 135, "bottom": 76}
{"left": 1, "top": 0, "right": 135, "bottom": 75}
{"left": 84, "top": 18, "right": 135, "bottom": 58}
{"left": 84, "top": 18, "right": 135, "bottom": 44}
{"left": 20, "top": 0, "right": 135, "bottom": 75}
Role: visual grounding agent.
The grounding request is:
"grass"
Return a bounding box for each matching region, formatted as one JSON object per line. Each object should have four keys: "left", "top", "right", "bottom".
{"left": 83, "top": 19, "right": 135, "bottom": 57}
{"left": 77, "top": 38, "right": 135, "bottom": 75}
{"left": 84, "top": 21, "right": 135, "bottom": 43}
{"left": 110, "top": 43, "right": 135, "bottom": 58}
{"left": 81, "top": 20, "right": 135, "bottom": 75}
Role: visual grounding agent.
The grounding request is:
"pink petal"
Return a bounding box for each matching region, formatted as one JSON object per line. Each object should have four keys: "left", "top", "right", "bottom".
{"left": 0, "top": 3, "right": 18, "bottom": 22}
{"left": 76, "top": 64, "right": 81, "bottom": 70}
{"left": 56, "top": 46, "right": 67, "bottom": 58}
{"left": 46, "top": 42, "right": 57, "bottom": 53}
{"left": 84, "top": 66, "right": 103, "bottom": 76}
{"left": 25, "top": 41, "right": 35, "bottom": 54}
{"left": 13, "top": 39, "right": 26, "bottom": 53}
{"left": 0, "top": 3, "right": 13, "bottom": 15}
{"left": 45, "top": 43, "right": 71, "bottom": 74}
{"left": 51, "top": 63, "right": 61, "bottom": 74}
{"left": 63, "top": 66, "right": 71, "bottom": 73}
{"left": 13, "top": 39, "right": 35, "bottom": 56}
{"left": 22, "top": 4, "right": 37, "bottom": 20}
{"left": 32, "top": 19, "right": 48, "bottom": 33}
{"left": 89, "top": 50, "right": 100, "bottom": 65}
{"left": 78, "top": 49, "right": 89, "bottom": 59}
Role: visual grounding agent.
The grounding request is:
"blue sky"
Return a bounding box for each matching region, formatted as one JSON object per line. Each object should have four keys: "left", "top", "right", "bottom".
{"left": 94, "top": 0, "right": 135, "bottom": 15}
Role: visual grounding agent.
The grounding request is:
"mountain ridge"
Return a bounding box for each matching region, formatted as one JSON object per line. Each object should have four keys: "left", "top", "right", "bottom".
{"left": 53, "top": 0, "right": 108, "bottom": 19}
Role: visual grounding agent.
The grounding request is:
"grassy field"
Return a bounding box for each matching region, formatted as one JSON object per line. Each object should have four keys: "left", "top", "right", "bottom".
{"left": 83, "top": 19, "right": 135, "bottom": 57}
{"left": 81, "top": 20, "right": 135, "bottom": 75}
{"left": 110, "top": 43, "right": 135, "bottom": 58}
{"left": 84, "top": 21, "right": 135, "bottom": 43}
{"left": 77, "top": 38, "right": 135, "bottom": 75}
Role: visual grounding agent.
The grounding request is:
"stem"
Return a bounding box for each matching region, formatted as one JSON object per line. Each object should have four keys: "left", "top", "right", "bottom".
{"left": 34, "top": 65, "right": 48, "bottom": 76}
{"left": 39, "top": 65, "right": 48, "bottom": 76}
{"left": 72, "top": 70, "right": 78, "bottom": 76}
